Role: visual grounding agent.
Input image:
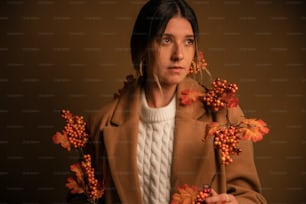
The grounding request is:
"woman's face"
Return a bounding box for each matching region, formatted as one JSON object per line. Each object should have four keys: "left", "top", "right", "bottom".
{"left": 147, "top": 16, "right": 195, "bottom": 87}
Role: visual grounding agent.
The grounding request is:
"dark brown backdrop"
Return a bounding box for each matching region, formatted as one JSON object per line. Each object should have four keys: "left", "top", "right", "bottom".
{"left": 0, "top": 0, "right": 305, "bottom": 203}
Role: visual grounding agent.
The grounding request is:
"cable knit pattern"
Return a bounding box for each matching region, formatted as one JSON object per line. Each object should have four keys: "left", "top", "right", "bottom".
{"left": 137, "top": 91, "right": 175, "bottom": 204}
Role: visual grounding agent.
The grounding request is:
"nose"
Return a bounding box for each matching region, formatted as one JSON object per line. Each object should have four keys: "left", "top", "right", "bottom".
{"left": 171, "top": 42, "right": 184, "bottom": 62}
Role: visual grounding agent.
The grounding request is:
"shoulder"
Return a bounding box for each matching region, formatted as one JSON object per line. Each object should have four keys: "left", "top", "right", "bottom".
{"left": 178, "top": 77, "right": 205, "bottom": 92}
{"left": 178, "top": 77, "right": 245, "bottom": 123}
{"left": 87, "top": 98, "right": 120, "bottom": 135}
{"left": 87, "top": 77, "right": 141, "bottom": 133}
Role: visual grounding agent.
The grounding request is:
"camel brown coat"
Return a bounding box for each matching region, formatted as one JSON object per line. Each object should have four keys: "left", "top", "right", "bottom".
{"left": 84, "top": 77, "right": 267, "bottom": 204}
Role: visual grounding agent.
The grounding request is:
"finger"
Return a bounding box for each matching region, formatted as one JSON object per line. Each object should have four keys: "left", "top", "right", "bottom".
{"left": 223, "top": 194, "right": 231, "bottom": 203}
{"left": 210, "top": 188, "right": 218, "bottom": 196}
{"left": 205, "top": 193, "right": 230, "bottom": 203}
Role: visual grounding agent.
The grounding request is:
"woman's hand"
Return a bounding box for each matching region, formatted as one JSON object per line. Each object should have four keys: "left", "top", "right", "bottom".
{"left": 205, "top": 189, "right": 239, "bottom": 204}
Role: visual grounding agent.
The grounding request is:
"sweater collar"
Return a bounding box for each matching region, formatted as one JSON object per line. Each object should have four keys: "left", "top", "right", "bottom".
{"left": 139, "top": 90, "right": 176, "bottom": 123}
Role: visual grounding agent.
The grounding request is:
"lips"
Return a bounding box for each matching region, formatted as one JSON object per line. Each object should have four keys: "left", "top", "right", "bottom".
{"left": 168, "top": 66, "right": 185, "bottom": 74}
{"left": 168, "top": 66, "right": 184, "bottom": 69}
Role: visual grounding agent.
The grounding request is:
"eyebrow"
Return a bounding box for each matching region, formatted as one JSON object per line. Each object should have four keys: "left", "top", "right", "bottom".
{"left": 161, "top": 33, "right": 195, "bottom": 38}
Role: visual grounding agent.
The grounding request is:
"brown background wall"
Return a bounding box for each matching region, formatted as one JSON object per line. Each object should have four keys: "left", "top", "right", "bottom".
{"left": 0, "top": 0, "right": 305, "bottom": 203}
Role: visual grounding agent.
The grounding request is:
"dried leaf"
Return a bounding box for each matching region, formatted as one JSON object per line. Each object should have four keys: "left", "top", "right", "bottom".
{"left": 207, "top": 122, "right": 221, "bottom": 136}
{"left": 52, "top": 131, "right": 71, "bottom": 151}
{"left": 241, "top": 119, "right": 270, "bottom": 142}
{"left": 180, "top": 89, "right": 204, "bottom": 105}
{"left": 171, "top": 184, "right": 199, "bottom": 204}
{"left": 222, "top": 93, "right": 239, "bottom": 108}
{"left": 65, "top": 177, "right": 84, "bottom": 194}
{"left": 70, "top": 162, "right": 84, "bottom": 184}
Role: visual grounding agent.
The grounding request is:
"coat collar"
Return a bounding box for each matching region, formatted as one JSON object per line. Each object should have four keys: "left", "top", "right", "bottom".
{"left": 110, "top": 77, "right": 206, "bottom": 126}
{"left": 103, "top": 77, "right": 210, "bottom": 203}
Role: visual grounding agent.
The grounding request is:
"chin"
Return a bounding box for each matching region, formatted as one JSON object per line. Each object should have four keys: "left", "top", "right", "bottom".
{"left": 161, "top": 76, "right": 186, "bottom": 87}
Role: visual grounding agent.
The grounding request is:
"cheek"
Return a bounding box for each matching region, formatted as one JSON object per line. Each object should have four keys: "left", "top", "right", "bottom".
{"left": 157, "top": 47, "right": 171, "bottom": 58}
{"left": 155, "top": 49, "right": 171, "bottom": 66}
{"left": 186, "top": 50, "right": 195, "bottom": 63}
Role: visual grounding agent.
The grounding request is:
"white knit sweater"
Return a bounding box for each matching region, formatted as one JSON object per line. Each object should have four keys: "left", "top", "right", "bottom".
{"left": 137, "top": 91, "right": 176, "bottom": 204}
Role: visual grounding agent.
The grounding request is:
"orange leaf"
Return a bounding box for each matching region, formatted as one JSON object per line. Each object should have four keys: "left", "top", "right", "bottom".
{"left": 222, "top": 93, "right": 239, "bottom": 108}
{"left": 206, "top": 122, "right": 221, "bottom": 138}
{"left": 52, "top": 132, "right": 71, "bottom": 151}
{"left": 171, "top": 184, "right": 199, "bottom": 204}
{"left": 70, "top": 162, "right": 84, "bottom": 184}
{"left": 241, "top": 119, "right": 269, "bottom": 142}
{"left": 180, "top": 89, "right": 204, "bottom": 105}
{"left": 65, "top": 177, "right": 84, "bottom": 194}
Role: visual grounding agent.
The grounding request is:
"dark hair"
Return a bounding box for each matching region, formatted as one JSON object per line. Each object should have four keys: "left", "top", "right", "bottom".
{"left": 130, "top": 0, "right": 199, "bottom": 74}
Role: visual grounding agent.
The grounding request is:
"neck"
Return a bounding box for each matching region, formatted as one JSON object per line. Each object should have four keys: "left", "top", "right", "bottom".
{"left": 144, "top": 81, "right": 177, "bottom": 108}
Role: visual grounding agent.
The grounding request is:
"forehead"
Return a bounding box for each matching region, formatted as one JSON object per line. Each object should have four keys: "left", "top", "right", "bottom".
{"left": 163, "top": 16, "right": 194, "bottom": 35}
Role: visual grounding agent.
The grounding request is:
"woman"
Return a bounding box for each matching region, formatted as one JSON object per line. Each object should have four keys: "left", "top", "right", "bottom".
{"left": 69, "top": 0, "right": 267, "bottom": 203}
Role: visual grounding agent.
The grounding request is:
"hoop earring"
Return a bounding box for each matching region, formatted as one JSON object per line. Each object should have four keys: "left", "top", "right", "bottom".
{"left": 188, "top": 51, "right": 208, "bottom": 75}
{"left": 138, "top": 60, "right": 144, "bottom": 77}
{"left": 188, "top": 60, "right": 197, "bottom": 75}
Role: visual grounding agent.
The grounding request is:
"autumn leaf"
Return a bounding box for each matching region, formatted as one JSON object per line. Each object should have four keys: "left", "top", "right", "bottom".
{"left": 206, "top": 122, "right": 221, "bottom": 138}
{"left": 240, "top": 119, "right": 270, "bottom": 142}
{"left": 65, "top": 177, "right": 84, "bottom": 194}
{"left": 70, "top": 162, "right": 85, "bottom": 184}
{"left": 171, "top": 184, "right": 199, "bottom": 204}
{"left": 222, "top": 93, "right": 239, "bottom": 108}
{"left": 180, "top": 89, "right": 204, "bottom": 105}
{"left": 52, "top": 131, "right": 71, "bottom": 151}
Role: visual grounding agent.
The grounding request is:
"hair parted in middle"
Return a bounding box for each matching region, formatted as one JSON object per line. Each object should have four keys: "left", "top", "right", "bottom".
{"left": 130, "top": 0, "right": 200, "bottom": 77}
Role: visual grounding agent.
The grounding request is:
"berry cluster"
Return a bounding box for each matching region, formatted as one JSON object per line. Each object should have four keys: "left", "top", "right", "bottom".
{"left": 61, "top": 110, "right": 88, "bottom": 148}
{"left": 54, "top": 110, "right": 104, "bottom": 202}
{"left": 213, "top": 126, "right": 242, "bottom": 165}
{"left": 188, "top": 51, "right": 207, "bottom": 75}
{"left": 201, "top": 78, "right": 238, "bottom": 111}
{"left": 195, "top": 185, "right": 211, "bottom": 204}
{"left": 81, "top": 154, "right": 102, "bottom": 201}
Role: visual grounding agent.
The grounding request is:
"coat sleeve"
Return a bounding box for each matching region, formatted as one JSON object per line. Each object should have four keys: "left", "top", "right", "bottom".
{"left": 225, "top": 140, "right": 267, "bottom": 204}
{"left": 216, "top": 106, "right": 267, "bottom": 204}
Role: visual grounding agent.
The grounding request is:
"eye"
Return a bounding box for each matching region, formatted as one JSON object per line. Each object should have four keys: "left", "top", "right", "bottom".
{"left": 161, "top": 36, "right": 172, "bottom": 45}
{"left": 185, "top": 38, "right": 194, "bottom": 46}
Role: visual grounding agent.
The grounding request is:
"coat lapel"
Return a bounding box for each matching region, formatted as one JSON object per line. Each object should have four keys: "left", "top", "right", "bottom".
{"left": 171, "top": 78, "right": 216, "bottom": 193}
{"left": 103, "top": 121, "right": 142, "bottom": 203}
{"left": 103, "top": 81, "right": 142, "bottom": 204}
